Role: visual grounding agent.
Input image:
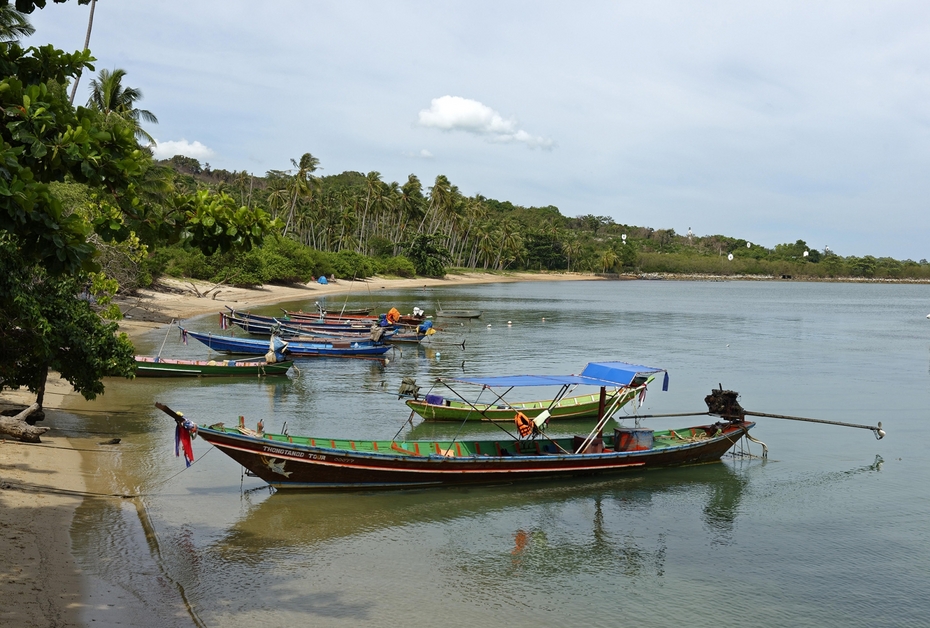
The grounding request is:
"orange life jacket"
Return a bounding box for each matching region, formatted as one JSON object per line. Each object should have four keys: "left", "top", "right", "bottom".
{"left": 514, "top": 411, "right": 533, "bottom": 437}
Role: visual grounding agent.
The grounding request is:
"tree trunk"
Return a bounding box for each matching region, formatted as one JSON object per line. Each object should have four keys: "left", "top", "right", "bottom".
{"left": 0, "top": 404, "right": 51, "bottom": 443}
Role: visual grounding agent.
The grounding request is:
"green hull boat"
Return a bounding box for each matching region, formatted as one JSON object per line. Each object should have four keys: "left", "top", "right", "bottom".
{"left": 406, "top": 387, "right": 641, "bottom": 422}
{"left": 134, "top": 356, "right": 293, "bottom": 377}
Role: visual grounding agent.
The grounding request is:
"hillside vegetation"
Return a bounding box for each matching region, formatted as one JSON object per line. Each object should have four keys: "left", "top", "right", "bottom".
{"left": 99, "top": 154, "right": 928, "bottom": 289}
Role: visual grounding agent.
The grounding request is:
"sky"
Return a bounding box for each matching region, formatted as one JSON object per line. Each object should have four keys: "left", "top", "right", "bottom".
{"left": 26, "top": 0, "right": 930, "bottom": 260}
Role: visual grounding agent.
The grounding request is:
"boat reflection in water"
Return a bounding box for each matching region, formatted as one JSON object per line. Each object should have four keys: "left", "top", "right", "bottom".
{"left": 214, "top": 461, "right": 751, "bottom": 560}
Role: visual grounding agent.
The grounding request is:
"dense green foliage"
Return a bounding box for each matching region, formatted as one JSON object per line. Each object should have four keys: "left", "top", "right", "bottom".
{"left": 165, "top": 158, "right": 930, "bottom": 282}
{"left": 0, "top": 28, "right": 278, "bottom": 405}
{"left": 0, "top": 234, "right": 135, "bottom": 399}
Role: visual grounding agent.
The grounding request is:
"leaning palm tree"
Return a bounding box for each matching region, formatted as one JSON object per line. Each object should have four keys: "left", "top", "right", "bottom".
{"left": 282, "top": 152, "right": 320, "bottom": 238}
{"left": 86, "top": 68, "right": 158, "bottom": 144}
{"left": 0, "top": 4, "right": 34, "bottom": 42}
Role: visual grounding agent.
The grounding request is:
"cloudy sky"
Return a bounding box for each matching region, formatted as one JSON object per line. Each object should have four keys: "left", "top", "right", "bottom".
{"left": 27, "top": 1, "right": 930, "bottom": 260}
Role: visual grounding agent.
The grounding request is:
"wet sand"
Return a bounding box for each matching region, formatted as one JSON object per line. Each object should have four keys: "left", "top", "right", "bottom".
{"left": 0, "top": 271, "right": 597, "bottom": 626}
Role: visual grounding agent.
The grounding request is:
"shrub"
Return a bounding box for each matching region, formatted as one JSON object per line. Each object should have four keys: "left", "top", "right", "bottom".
{"left": 379, "top": 255, "right": 417, "bottom": 277}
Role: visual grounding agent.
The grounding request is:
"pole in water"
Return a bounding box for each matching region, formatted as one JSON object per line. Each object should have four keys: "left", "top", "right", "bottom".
{"left": 745, "top": 411, "right": 885, "bottom": 439}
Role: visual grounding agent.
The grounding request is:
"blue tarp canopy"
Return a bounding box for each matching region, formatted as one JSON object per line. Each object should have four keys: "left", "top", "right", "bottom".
{"left": 441, "top": 361, "right": 669, "bottom": 391}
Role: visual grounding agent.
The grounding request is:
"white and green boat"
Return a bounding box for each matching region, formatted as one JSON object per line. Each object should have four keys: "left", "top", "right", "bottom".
{"left": 404, "top": 362, "right": 668, "bottom": 423}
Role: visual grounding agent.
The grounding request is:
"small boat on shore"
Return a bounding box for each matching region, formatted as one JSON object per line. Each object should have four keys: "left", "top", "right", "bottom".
{"left": 224, "top": 311, "right": 389, "bottom": 338}
{"left": 134, "top": 355, "right": 292, "bottom": 377}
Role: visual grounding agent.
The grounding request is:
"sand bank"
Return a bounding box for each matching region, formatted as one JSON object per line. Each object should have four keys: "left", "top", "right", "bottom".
{"left": 0, "top": 270, "right": 597, "bottom": 626}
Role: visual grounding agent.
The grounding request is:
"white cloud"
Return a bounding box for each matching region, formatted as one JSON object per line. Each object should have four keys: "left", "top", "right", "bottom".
{"left": 152, "top": 139, "right": 215, "bottom": 161}
{"left": 418, "top": 96, "right": 554, "bottom": 149}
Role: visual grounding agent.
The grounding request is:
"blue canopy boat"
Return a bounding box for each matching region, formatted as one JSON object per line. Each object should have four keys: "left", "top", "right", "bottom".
{"left": 404, "top": 361, "right": 667, "bottom": 423}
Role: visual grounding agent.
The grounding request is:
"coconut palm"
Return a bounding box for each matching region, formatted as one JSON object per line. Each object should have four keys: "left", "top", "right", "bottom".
{"left": 68, "top": 0, "right": 97, "bottom": 104}
{"left": 282, "top": 153, "right": 320, "bottom": 238}
{"left": 0, "top": 5, "right": 34, "bottom": 42}
{"left": 86, "top": 68, "right": 158, "bottom": 143}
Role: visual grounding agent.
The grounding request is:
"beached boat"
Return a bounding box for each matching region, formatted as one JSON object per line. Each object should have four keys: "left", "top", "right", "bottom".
{"left": 134, "top": 355, "right": 292, "bottom": 377}
{"left": 282, "top": 307, "right": 427, "bottom": 328}
{"left": 180, "top": 327, "right": 392, "bottom": 359}
{"left": 404, "top": 363, "right": 662, "bottom": 422}
{"left": 223, "top": 311, "right": 387, "bottom": 338}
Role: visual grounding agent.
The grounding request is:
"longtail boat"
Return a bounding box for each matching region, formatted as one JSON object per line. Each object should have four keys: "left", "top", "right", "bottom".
{"left": 134, "top": 355, "right": 292, "bottom": 377}
{"left": 155, "top": 362, "right": 757, "bottom": 490}
{"left": 281, "top": 307, "right": 427, "bottom": 328}
{"left": 404, "top": 361, "right": 665, "bottom": 422}
{"left": 223, "top": 311, "right": 389, "bottom": 338}
{"left": 436, "top": 301, "right": 481, "bottom": 319}
{"left": 180, "top": 327, "right": 392, "bottom": 359}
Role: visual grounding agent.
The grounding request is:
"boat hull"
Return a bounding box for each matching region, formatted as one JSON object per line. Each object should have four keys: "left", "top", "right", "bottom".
{"left": 182, "top": 329, "right": 391, "bottom": 358}
{"left": 194, "top": 421, "right": 753, "bottom": 490}
{"left": 406, "top": 388, "right": 636, "bottom": 422}
{"left": 134, "top": 356, "right": 292, "bottom": 377}
{"left": 436, "top": 310, "right": 481, "bottom": 319}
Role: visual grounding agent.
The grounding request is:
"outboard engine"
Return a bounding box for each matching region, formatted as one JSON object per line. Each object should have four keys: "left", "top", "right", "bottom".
{"left": 704, "top": 387, "right": 745, "bottom": 421}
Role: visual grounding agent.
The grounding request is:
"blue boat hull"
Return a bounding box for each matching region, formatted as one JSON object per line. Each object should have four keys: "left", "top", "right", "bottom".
{"left": 182, "top": 329, "right": 391, "bottom": 358}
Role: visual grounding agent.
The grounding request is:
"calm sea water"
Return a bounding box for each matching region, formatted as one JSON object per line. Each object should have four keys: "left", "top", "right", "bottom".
{"left": 55, "top": 280, "right": 930, "bottom": 627}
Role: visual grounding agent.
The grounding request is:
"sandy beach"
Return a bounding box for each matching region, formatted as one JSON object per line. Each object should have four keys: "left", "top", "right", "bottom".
{"left": 0, "top": 270, "right": 597, "bottom": 627}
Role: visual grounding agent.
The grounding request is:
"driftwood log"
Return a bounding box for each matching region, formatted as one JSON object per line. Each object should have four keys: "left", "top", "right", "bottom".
{"left": 0, "top": 403, "right": 51, "bottom": 443}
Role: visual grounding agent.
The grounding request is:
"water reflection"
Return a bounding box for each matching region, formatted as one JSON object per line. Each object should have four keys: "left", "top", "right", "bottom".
{"left": 214, "top": 462, "right": 749, "bottom": 559}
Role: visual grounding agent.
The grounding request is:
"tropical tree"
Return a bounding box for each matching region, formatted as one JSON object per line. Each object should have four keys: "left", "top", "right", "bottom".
{"left": 404, "top": 233, "right": 451, "bottom": 277}
{"left": 282, "top": 152, "right": 320, "bottom": 238}
{"left": 600, "top": 249, "right": 619, "bottom": 272}
{"left": 0, "top": 3, "right": 33, "bottom": 41}
{"left": 67, "top": 0, "right": 95, "bottom": 103}
{"left": 86, "top": 67, "right": 158, "bottom": 143}
{"left": 0, "top": 40, "right": 278, "bottom": 432}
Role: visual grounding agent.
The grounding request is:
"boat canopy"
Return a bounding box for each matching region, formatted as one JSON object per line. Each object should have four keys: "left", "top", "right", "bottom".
{"left": 440, "top": 361, "right": 669, "bottom": 391}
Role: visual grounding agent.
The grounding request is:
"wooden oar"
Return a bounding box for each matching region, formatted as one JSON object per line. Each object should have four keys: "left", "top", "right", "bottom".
{"left": 744, "top": 411, "right": 885, "bottom": 439}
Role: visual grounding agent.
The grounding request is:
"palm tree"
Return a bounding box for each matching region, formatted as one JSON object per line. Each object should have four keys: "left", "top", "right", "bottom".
{"left": 0, "top": 5, "right": 34, "bottom": 42}
{"left": 86, "top": 68, "right": 158, "bottom": 143}
{"left": 282, "top": 153, "right": 320, "bottom": 238}
{"left": 69, "top": 0, "right": 97, "bottom": 104}
{"left": 600, "top": 249, "right": 618, "bottom": 273}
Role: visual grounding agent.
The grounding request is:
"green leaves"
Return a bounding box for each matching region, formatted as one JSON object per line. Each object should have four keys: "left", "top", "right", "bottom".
{"left": 1, "top": 41, "right": 149, "bottom": 275}
{"left": 174, "top": 189, "right": 280, "bottom": 256}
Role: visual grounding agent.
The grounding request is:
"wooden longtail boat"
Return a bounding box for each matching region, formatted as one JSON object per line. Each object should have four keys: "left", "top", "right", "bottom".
{"left": 224, "top": 312, "right": 389, "bottom": 338}
{"left": 155, "top": 362, "right": 763, "bottom": 490}
{"left": 134, "top": 355, "right": 292, "bottom": 377}
{"left": 405, "top": 362, "right": 666, "bottom": 422}
{"left": 227, "top": 307, "right": 376, "bottom": 330}
{"left": 156, "top": 405, "right": 753, "bottom": 490}
{"left": 281, "top": 308, "right": 427, "bottom": 328}
{"left": 180, "top": 327, "right": 392, "bottom": 359}
{"left": 436, "top": 302, "right": 481, "bottom": 319}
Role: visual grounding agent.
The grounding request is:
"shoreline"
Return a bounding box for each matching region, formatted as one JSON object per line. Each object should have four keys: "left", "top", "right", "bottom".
{"left": 2, "top": 267, "right": 926, "bottom": 625}
{"left": 0, "top": 270, "right": 596, "bottom": 627}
